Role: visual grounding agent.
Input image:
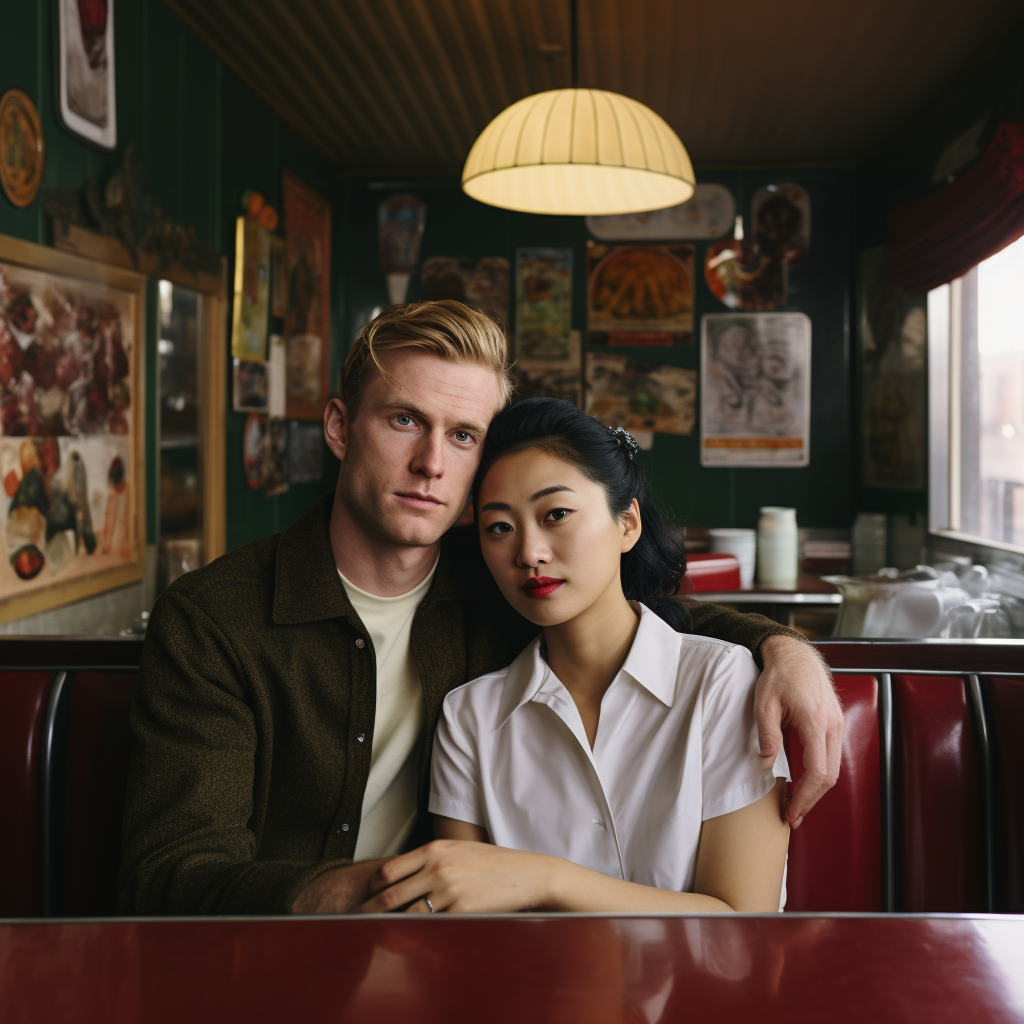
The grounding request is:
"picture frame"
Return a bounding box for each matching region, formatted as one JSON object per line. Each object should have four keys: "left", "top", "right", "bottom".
{"left": 0, "top": 233, "right": 145, "bottom": 623}
{"left": 282, "top": 171, "right": 331, "bottom": 421}
{"left": 56, "top": 0, "right": 117, "bottom": 150}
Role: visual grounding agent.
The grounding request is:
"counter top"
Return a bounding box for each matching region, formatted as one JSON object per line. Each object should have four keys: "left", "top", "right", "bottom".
{"left": 689, "top": 572, "right": 842, "bottom": 604}
{"left": 1, "top": 913, "right": 1022, "bottom": 1023}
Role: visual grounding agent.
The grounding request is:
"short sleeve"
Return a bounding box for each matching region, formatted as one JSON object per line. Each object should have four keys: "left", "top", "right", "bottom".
{"left": 428, "top": 694, "right": 486, "bottom": 827}
{"left": 700, "top": 645, "right": 791, "bottom": 821}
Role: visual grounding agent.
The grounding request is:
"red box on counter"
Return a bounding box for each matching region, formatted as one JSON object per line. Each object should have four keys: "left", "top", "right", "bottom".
{"left": 680, "top": 552, "right": 742, "bottom": 593}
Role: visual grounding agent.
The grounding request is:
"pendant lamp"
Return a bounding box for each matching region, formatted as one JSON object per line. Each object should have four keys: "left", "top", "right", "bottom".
{"left": 462, "top": 0, "right": 695, "bottom": 216}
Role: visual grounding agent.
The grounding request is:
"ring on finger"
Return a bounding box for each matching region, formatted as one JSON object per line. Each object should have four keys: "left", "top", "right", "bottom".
{"left": 425, "top": 897, "right": 435, "bottom": 914}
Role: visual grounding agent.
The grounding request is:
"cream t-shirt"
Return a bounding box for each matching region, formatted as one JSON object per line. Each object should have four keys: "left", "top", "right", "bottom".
{"left": 339, "top": 559, "right": 437, "bottom": 860}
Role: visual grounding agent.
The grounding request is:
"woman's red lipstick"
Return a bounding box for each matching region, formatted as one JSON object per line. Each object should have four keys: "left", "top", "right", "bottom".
{"left": 521, "top": 576, "right": 565, "bottom": 598}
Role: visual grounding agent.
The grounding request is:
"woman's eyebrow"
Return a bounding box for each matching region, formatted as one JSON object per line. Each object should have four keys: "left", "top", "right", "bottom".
{"left": 480, "top": 501, "right": 511, "bottom": 512}
{"left": 530, "top": 485, "right": 575, "bottom": 501}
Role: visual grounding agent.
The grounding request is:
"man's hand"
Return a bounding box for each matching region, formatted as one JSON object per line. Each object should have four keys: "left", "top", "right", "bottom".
{"left": 292, "top": 859, "right": 388, "bottom": 914}
{"left": 755, "top": 635, "right": 843, "bottom": 829}
{"left": 354, "top": 840, "right": 553, "bottom": 915}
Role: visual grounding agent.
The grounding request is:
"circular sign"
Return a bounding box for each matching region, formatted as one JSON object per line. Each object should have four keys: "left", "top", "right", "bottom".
{"left": 0, "top": 89, "right": 45, "bottom": 208}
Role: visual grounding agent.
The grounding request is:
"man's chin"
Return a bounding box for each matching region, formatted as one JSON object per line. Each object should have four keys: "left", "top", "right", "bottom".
{"left": 378, "top": 510, "right": 460, "bottom": 548}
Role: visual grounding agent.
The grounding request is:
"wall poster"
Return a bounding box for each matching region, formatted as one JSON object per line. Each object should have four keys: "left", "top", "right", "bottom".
{"left": 57, "top": 0, "right": 116, "bottom": 149}
{"left": 586, "top": 354, "right": 696, "bottom": 436}
{"left": 283, "top": 170, "right": 332, "bottom": 421}
{"left": 859, "top": 246, "right": 926, "bottom": 489}
{"left": 700, "top": 312, "right": 811, "bottom": 467}
{"left": 421, "top": 256, "right": 510, "bottom": 329}
{"left": 587, "top": 243, "right": 694, "bottom": 346}
{"left": 514, "top": 248, "right": 573, "bottom": 361}
{"left": 230, "top": 216, "right": 270, "bottom": 362}
{"left": 0, "top": 237, "right": 144, "bottom": 622}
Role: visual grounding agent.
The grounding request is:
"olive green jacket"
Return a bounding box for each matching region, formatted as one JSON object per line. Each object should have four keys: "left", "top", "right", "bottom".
{"left": 118, "top": 494, "right": 801, "bottom": 915}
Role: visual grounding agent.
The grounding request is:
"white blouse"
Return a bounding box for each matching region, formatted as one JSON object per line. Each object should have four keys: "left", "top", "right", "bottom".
{"left": 429, "top": 604, "right": 790, "bottom": 901}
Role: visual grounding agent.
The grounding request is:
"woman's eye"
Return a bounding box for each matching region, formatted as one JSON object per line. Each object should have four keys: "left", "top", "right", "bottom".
{"left": 486, "top": 521, "right": 514, "bottom": 535}
{"left": 545, "top": 508, "right": 572, "bottom": 523}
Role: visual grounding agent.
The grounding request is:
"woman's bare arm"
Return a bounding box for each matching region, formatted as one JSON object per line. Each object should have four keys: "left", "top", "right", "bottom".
{"left": 358, "top": 785, "right": 788, "bottom": 915}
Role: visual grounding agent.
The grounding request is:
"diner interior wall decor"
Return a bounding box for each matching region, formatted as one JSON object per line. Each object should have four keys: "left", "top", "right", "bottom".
{"left": 344, "top": 169, "right": 853, "bottom": 530}
{"left": 0, "top": 0, "right": 341, "bottom": 581}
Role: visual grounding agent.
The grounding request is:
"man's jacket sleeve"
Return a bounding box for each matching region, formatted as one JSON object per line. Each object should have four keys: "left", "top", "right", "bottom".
{"left": 117, "top": 589, "right": 345, "bottom": 915}
{"left": 684, "top": 599, "right": 805, "bottom": 668}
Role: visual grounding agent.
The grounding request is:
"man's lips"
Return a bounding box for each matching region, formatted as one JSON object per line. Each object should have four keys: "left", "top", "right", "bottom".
{"left": 521, "top": 576, "right": 565, "bottom": 598}
{"left": 394, "top": 492, "right": 445, "bottom": 510}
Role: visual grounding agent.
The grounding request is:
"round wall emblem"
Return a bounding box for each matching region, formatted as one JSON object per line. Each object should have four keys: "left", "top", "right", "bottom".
{"left": 0, "top": 89, "right": 45, "bottom": 208}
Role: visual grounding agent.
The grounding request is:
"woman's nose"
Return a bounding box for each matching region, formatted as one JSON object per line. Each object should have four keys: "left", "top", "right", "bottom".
{"left": 516, "top": 526, "right": 551, "bottom": 568}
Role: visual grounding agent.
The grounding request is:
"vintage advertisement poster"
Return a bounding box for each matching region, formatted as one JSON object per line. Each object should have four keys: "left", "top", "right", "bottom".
{"left": 859, "top": 246, "right": 926, "bottom": 489}
{"left": 230, "top": 216, "right": 270, "bottom": 362}
{"left": 586, "top": 354, "right": 696, "bottom": 435}
{"left": 585, "top": 183, "right": 736, "bottom": 241}
{"left": 283, "top": 171, "right": 332, "bottom": 421}
{"left": 587, "top": 243, "right": 694, "bottom": 346}
{"left": 57, "top": 0, "right": 116, "bottom": 149}
{"left": 700, "top": 312, "right": 811, "bottom": 467}
{"left": 421, "top": 256, "right": 509, "bottom": 329}
{"left": 0, "top": 246, "right": 143, "bottom": 621}
{"left": 515, "top": 248, "right": 573, "bottom": 361}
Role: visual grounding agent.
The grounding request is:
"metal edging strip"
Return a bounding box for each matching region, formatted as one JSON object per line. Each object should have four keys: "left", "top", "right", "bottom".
{"left": 878, "top": 673, "right": 895, "bottom": 912}
{"left": 966, "top": 674, "right": 994, "bottom": 913}
{"left": 39, "top": 671, "right": 69, "bottom": 917}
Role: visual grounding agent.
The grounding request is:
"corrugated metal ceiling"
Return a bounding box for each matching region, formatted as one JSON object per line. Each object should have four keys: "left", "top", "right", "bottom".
{"left": 164, "top": 0, "right": 1019, "bottom": 170}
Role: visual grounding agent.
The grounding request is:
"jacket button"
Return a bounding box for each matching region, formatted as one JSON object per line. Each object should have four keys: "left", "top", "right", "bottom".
{"left": 355, "top": 638, "right": 365, "bottom": 649}
{"left": 341, "top": 823, "right": 350, "bottom": 832}
{"left": 357, "top": 733, "right": 365, "bottom": 743}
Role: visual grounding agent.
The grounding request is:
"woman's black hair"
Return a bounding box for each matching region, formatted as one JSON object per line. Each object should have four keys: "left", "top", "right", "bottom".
{"left": 472, "top": 397, "right": 691, "bottom": 632}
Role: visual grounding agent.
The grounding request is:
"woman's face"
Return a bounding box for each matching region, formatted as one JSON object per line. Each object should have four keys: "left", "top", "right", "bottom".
{"left": 477, "top": 447, "right": 640, "bottom": 628}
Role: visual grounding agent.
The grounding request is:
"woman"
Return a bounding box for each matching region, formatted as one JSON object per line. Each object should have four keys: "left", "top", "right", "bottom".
{"left": 359, "top": 398, "right": 790, "bottom": 914}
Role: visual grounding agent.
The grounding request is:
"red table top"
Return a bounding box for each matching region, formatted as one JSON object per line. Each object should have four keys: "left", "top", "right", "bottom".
{"left": 2, "top": 914, "right": 1023, "bottom": 1023}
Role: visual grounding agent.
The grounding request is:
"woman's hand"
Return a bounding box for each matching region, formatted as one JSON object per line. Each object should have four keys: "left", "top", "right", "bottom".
{"left": 353, "top": 839, "right": 556, "bottom": 914}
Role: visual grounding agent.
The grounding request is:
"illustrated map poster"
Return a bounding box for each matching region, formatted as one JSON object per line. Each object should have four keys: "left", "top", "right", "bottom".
{"left": 283, "top": 170, "right": 332, "bottom": 421}
{"left": 587, "top": 243, "right": 694, "bottom": 346}
{"left": 515, "top": 248, "right": 572, "bottom": 361}
{"left": 0, "top": 256, "right": 142, "bottom": 617}
{"left": 700, "top": 312, "right": 811, "bottom": 467}
{"left": 586, "top": 354, "right": 696, "bottom": 436}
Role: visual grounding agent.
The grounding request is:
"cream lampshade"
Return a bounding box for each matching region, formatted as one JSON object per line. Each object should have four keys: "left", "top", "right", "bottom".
{"left": 462, "top": 88, "right": 695, "bottom": 216}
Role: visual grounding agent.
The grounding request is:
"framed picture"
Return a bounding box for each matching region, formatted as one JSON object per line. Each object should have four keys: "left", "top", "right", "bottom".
{"left": 283, "top": 171, "right": 331, "bottom": 421}
{"left": 230, "top": 216, "right": 271, "bottom": 362}
{"left": 0, "top": 234, "right": 145, "bottom": 623}
{"left": 587, "top": 243, "right": 695, "bottom": 346}
{"left": 700, "top": 312, "right": 811, "bottom": 467}
{"left": 515, "top": 248, "right": 572, "bottom": 362}
{"left": 586, "top": 354, "right": 696, "bottom": 436}
{"left": 56, "top": 0, "right": 117, "bottom": 149}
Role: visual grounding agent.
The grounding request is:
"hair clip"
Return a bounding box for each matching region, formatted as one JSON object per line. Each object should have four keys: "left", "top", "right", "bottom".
{"left": 608, "top": 425, "right": 639, "bottom": 460}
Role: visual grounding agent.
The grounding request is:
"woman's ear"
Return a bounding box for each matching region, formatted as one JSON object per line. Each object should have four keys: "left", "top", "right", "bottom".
{"left": 620, "top": 499, "right": 642, "bottom": 553}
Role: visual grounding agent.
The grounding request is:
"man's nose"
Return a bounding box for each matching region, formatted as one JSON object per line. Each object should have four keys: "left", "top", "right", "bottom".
{"left": 409, "top": 430, "right": 444, "bottom": 478}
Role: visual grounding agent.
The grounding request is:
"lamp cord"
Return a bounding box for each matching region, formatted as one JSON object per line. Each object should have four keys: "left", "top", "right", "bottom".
{"left": 570, "top": 0, "right": 579, "bottom": 88}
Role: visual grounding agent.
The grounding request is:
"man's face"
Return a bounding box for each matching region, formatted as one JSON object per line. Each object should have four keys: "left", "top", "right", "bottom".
{"left": 328, "top": 349, "right": 503, "bottom": 548}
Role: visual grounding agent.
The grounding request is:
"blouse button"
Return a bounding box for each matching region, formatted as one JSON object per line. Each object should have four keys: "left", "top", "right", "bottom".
{"left": 355, "top": 638, "right": 365, "bottom": 649}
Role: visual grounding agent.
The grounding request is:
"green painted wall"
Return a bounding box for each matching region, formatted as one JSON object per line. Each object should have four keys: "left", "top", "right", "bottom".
{"left": 344, "top": 169, "right": 854, "bottom": 532}
{"left": 0, "top": 0, "right": 341, "bottom": 555}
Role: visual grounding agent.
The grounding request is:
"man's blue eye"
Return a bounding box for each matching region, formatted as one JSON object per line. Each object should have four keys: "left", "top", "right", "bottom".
{"left": 454, "top": 431, "right": 472, "bottom": 443}
{"left": 395, "top": 414, "right": 413, "bottom": 426}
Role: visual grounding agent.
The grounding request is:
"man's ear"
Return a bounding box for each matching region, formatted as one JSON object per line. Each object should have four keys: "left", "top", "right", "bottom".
{"left": 323, "top": 398, "right": 351, "bottom": 462}
{"left": 620, "top": 498, "right": 642, "bottom": 553}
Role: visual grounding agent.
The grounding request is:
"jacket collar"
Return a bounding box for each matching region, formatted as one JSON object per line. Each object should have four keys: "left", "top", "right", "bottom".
{"left": 496, "top": 604, "right": 682, "bottom": 725}
{"left": 272, "top": 493, "right": 490, "bottom": 625}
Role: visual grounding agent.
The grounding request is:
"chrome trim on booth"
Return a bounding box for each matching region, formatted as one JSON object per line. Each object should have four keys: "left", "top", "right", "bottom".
{"left": 39, "top": 671, "right": 69, "bottom": 917}
{"left": 966, "top": 674, "right": 994, "bottom": 912}
{"left": 878, "top": 673, "right": 895, "bottom": 912}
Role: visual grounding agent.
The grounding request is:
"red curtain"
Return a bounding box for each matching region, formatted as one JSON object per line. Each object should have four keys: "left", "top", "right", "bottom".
{"left": 885, "top": 123, "right": 1024, "bottom": 294}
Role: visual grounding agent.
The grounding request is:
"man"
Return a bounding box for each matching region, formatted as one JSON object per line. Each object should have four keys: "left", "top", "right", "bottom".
{"left": 119, "top": 300, "right": 842, "bottom": 915}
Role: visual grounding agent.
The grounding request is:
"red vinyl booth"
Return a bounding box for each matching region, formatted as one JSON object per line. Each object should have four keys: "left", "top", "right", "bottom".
{"left": 0, "top": 638, "right": 1022, "bottom": 918}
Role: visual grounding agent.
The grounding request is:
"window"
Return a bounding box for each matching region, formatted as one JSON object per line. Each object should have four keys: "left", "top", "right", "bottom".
{"left": 929, "top": 234, "right": 1024, "bottom": 551}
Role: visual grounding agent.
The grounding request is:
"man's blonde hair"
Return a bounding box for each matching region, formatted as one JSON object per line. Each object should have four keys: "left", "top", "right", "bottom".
{"left": 341, "top": 300, "right": 514, "bottom": 412}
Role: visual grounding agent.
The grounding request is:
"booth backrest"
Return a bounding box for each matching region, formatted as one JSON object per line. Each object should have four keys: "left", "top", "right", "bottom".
{"left": 0, "top": 638, "right": 1021, "bottom": 917}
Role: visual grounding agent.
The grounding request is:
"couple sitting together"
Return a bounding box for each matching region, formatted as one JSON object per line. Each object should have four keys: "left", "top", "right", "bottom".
{"left": 119, "top": 300, "right": 843, "bottom": 916}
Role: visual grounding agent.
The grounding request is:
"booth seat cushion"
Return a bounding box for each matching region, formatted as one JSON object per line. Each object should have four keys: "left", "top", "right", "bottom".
{"left": 893, "top": 675, "right": 982, "bottom": 912}
{"left": 783, "top": 675, "right": 881, "bottom": 912}
{"left": 0, "top": 671, "right": 53, "bottom": 918}
{"left": 61, "top": 672, "right": 138, "bottom": 916}
{"left": 985, "top": 676, "right": 1024, "bottom": 912}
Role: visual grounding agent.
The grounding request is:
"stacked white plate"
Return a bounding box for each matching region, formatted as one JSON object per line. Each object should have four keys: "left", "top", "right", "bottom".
{"left": 707, "top": 528, "right": 756, "bottom": 587}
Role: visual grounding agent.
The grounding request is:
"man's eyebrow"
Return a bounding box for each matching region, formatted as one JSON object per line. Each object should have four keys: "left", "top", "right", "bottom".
{"left": 530, "top": 485, "right": 575, "bottom": 501}
{"left": 382, "top": 403, "right": 487, "bottom": 434}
